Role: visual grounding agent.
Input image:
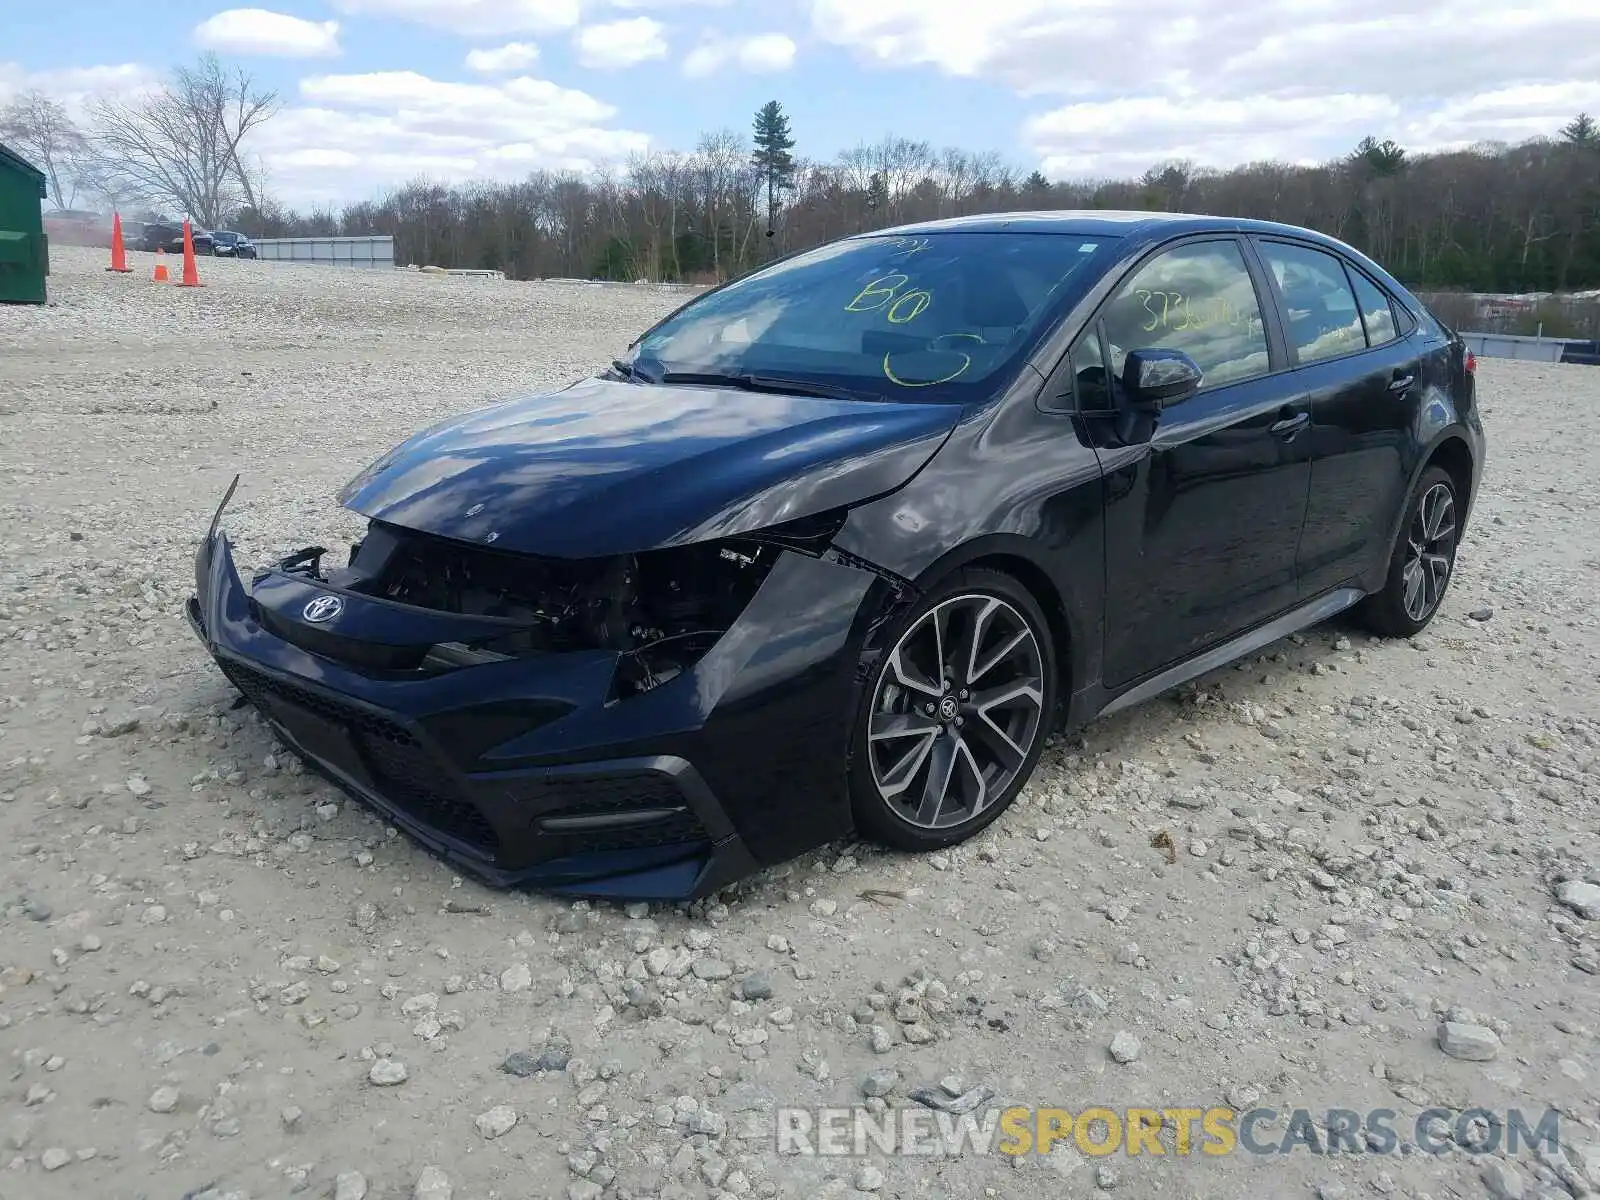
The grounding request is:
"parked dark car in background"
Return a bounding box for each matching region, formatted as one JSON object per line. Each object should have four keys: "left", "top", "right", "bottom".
{"left": 134, "top": 220, "right": 214, "bottom": 255}
{"left": 210, "top": 230, "right": 256, "bottom": 259}
{"left": 186, "top": 211, "right": 1485, "bottom": 901}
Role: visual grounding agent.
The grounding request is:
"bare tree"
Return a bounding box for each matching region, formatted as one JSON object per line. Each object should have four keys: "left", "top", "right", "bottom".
{"left": 695, "top": 130, "right": 743, "bottom": 279}
{"left": 0, "top": 90, "right": 89, "bottom": 209}
{"left": 87, "top": 54, "right": 278, "bottom": 226}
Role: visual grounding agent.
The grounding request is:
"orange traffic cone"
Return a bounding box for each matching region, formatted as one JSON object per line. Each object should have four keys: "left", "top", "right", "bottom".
{"left": 177, "top": 219, "right": 203, "bottom": 288}
{"left": 152, "top": 248, "right": 169, "bottom": 283}
{"left": 106, "top": 212, "right": 133, "bottom": 273}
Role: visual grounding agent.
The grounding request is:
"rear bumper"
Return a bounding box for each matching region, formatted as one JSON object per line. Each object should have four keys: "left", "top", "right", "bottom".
{"left": 186, "top": 521, "right": 882, "bottom": 900}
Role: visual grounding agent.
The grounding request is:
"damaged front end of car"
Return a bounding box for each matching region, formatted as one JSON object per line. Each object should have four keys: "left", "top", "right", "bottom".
{"left": 249, "top": 505, "right": 848, "bottom": 698}
{"left": 185, "top": 475, "right": 916, "bottom": 900}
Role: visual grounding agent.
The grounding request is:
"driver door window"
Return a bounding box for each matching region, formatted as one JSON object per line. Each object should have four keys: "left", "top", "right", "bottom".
{"left": 1101, "top": 241, "right": 1270, "bottom": 390}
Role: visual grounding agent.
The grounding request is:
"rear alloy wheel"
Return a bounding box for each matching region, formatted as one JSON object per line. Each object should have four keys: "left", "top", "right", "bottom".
{"left": 1360, "top": 465, "right": 1460, "bottom": 637}
{"left": 851, "top": 568, "right": 1056, "bottom": 850}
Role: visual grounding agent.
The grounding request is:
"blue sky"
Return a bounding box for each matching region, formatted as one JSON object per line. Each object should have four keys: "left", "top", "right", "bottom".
{"left": 5, "top": 0, "right": 1599, "bottom": 209}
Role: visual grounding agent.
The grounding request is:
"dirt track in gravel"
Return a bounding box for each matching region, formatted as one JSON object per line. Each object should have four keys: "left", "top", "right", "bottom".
{"left": 1, "top": 246, "right": 1598, "bottom": 1200}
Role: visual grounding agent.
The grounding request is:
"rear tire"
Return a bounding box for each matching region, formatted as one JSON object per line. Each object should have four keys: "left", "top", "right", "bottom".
{"left": 1359, "top": 465, "right": 1459, "bottom": 637}
{"left": 850, "top": 568, "right": 1057, "bottom": 852}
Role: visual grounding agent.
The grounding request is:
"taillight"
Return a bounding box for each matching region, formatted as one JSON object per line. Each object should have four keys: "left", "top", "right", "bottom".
{"left": 1464, "top": 348, "right": 1477, "bottom": 374}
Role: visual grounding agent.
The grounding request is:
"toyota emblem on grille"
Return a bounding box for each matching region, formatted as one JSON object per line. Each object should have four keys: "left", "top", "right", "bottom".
{"left": 302, "top": 594, "right": 343, "bottom": 623}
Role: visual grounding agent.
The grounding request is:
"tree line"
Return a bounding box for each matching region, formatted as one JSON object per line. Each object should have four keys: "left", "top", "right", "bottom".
{"left": 4, "top": 56, "right": 1599, "bottom": 294}
{"left": 245, "top": 107, "right": 1600, "bottom": 296}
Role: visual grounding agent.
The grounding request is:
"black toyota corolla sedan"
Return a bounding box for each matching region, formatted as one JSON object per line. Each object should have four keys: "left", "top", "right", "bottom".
{"left": 187, "top": 211, "right": 1485, "bottom": 900}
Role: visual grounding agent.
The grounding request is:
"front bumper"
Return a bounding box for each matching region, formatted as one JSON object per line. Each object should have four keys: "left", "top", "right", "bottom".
{"left": 186, "top": 518, "right": 886, "bottom": 900}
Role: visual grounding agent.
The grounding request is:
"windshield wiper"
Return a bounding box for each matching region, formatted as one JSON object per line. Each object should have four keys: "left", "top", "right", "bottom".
{"left": 657, "top": 371, "right": 878, "bottom": 402}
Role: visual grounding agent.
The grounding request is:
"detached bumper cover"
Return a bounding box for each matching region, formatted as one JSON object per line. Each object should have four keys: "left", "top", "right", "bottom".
{"left": 185, "top": 517, "right": 886, "bottom": 900}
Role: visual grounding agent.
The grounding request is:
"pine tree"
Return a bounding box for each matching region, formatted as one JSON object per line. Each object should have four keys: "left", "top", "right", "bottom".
{"left": 1351, "top": 136, "right": 1407, "bottom": 177}
{"left": 1560, "top": 112, "right": 1598, "bottom": 146}
{"left": 865, "top": 172, "right": 888, "bottom": 218}
{"left": 750, "top": 100, "right": 796, "bottom": 246}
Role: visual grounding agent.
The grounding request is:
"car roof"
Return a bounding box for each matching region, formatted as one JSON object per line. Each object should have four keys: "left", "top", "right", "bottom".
{"left": 857, "top": 209, "right": 1407, "bottom": 294}
{"left": 865, "top": 209, "right": 1355, "bottom": 248}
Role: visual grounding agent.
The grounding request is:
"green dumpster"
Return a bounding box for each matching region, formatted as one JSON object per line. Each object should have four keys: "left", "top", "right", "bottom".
{"left": 0, "top": 141, "right": 49, "bottom": 305}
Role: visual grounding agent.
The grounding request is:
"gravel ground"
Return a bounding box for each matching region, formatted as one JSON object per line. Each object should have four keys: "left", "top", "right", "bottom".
{"left": 2, "top": 245, "right": 1598, "bottom": 1200}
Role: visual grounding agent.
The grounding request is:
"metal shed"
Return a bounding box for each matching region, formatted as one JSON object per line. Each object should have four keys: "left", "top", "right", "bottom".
{"left": 0, "top": 141, "right": 49, "bottom": 305}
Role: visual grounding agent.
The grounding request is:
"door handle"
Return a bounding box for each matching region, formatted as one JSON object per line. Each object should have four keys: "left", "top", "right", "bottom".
{"left": 1269, "top": 410, "right": 1310, "bottom": 438}
{"left": 1389, "top": 373, "right": 1415, "bottom": 393}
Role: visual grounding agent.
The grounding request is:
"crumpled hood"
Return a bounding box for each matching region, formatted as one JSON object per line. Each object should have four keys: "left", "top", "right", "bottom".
{"left": 338, "top": 375, "right": 962, "bottom": 557}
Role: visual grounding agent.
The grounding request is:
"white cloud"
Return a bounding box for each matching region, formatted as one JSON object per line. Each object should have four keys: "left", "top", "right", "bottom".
{"left": 0, "top": 61, "right": 160, "bottom": 119}
{"left": 1027, "top": 94, "right": 1402, "bottom": 181}
{"left": 465, "top": 42, "right": 541, "bottom": 72}
{"left": 808, "top": 0, "right": 1600, "bottom": 178}
{"left": 682, "top": 32, "right": 796, "bottom": 78}
{"left": 332, "top": 0, "right": 579, "bottom": 37}
{"left": 193, "top": 9, "right": 342, "bottom": 57}
{"left": 256, "top": 70, "right": 649, "bottom": 203}
{"left": 574, "top": 17, "right": 669, "bottom": 69}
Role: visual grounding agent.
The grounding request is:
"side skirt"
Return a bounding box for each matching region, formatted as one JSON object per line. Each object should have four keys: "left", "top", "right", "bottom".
{"left": 1096, "top": 586, "right": 1366, "bottom": 720}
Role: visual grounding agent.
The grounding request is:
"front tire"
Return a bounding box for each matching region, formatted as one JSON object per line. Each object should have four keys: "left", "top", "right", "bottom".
{"left": 850, "top": 568, "right": 1057, "bottom": 851}
{"left": 1359, "top": 465, "right": 1460, "bottom": 637}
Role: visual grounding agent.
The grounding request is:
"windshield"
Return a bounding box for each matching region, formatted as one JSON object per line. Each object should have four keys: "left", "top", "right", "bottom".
{"left": 626, "top": 232, "right": 1115, "bottom": 401}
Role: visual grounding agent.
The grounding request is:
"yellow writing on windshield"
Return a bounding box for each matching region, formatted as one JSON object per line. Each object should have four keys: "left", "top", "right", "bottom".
{"left": 882, "top": 332, "right": 983, "bottom": 388}
{"left": 847, "top": 274, "right": 933, "bottom": 324}
{"left": 886, "top": 289, "right": 931, "bottom": 324}
{"left": 886, "top": 237, "right": 931, "bottom": 258}
{"left": 846, "top": 274, "right": 909, "bottom": 312}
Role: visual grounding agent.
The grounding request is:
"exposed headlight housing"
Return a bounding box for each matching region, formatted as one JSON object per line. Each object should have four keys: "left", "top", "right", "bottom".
{"left": 287, "top": 510, "right": 847, "bottom": 697}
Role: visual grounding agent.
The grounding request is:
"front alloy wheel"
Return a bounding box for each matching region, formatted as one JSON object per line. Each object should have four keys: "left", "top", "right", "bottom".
{"left": 852, "top": 568, "right": 1055, "bottom": 849}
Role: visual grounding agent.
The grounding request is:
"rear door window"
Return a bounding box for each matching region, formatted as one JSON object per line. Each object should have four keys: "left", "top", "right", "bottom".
{"left": 1258, "top": 241, "right": 1366, "bottom": 365}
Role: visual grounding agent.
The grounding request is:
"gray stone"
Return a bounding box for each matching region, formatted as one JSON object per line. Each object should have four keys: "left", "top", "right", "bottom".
{"left": 334, "top": 1171, "right": 369, "bottom": 1200}
{"left": 1109, "top": 1031, "right": 1141, "bottom": 1064}
{"left": 855, "top": 1163, "right": 885, "bottom": 1192}
{"left": 740, "top": 971, "right": 774, "bottom": 1000}
{"left": 369, "top": 1059, "right": 409, "bottom": 1086}
{"left": 40, "top": 1147, "right": 70, "bottom": 1171}
{"left": 475, "top": 1105, "right": 517, "bottom": 1139}
{"left": 862, "top": 1068, "right": 900, "bottom": 1098}
{"left": 414, "top": 1166, "right": 452, "bottom": 1200}
{"left": 500, "top": 963, "right": 533, "bottom": 992}
{"left": 1556, "top": 880, "right": 1600, "bottom": 921}
{"left": 1438, "top": 1022, "right": 1500, "bottom": 1062}
{"left": 147, "top": 1086, "right": 180, "bottom": 1113}
{"left": 1482, "top": 1161, "right": 1526, "bottom": 1200}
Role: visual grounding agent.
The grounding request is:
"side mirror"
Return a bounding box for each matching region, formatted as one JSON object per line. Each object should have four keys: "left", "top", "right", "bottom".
{"left": 1121, "top": 348, "right": 1204, "bottom": 409}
